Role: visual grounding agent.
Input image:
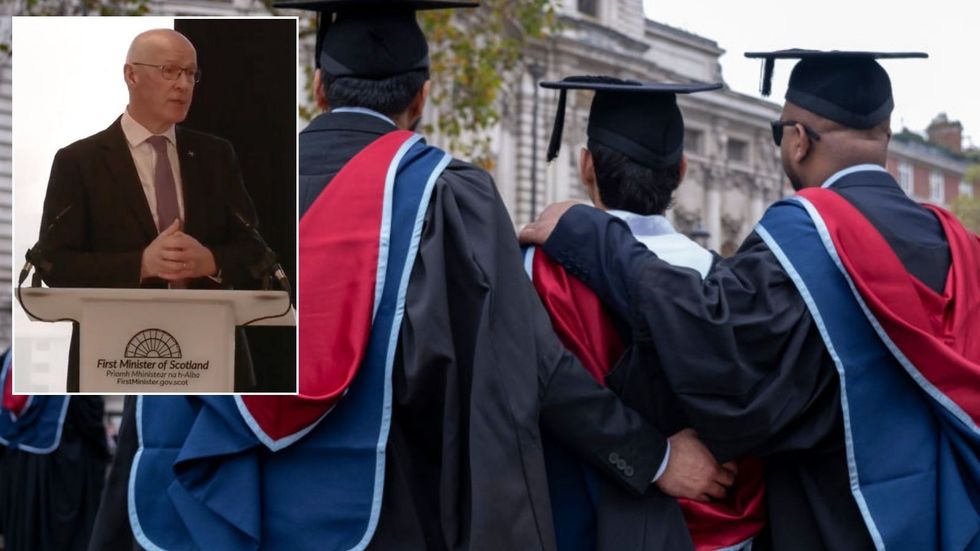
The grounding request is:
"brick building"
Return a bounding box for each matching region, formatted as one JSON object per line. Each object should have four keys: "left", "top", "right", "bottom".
{"left": 886, "top": 113, "right": 975, "bottom": 208}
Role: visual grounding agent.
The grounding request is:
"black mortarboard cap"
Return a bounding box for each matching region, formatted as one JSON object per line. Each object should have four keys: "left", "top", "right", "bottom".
{"left": 540, "top": 76, "right": 722, "bottom": 169}
{"left": 275, "top": 0, "right": 478, "bottom": 77}
{"left": 745, "top": 49, "right": 927, "bottom": 129}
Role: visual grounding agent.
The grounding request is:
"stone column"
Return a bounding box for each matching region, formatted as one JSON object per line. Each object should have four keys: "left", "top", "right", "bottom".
{"left": 750, "top": 185, "right": 765, "bottom": 227}
{"left": 704, "top": 179, "right": 722, "bottom": 251}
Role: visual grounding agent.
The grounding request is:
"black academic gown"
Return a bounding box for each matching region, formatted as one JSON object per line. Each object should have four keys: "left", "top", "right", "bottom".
{"left": 543, "top": 168, "right": 951, "bottom": 551}
{"left": 303, "top": 111, "right": 676, "bottom": 550}
{"left": 0, "top": 397, "right": 109, "bottom": 551}
{"left": 88, "top": 111, "right": 674, "bottom": 551}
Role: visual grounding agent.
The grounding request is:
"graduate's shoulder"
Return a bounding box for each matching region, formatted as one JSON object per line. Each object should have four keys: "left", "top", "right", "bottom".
{"left": 405, "top": 142, "right": 501, "bottom": 206}
{"left": 426, "top": 155, "right": 511, "bottom": 235}
{"left": 722, "top": 229, "right": 784, "bottom": 271}
{"left": 426, "top": 157, "right": 503, "bottom": 215}
{"left": 436, "top": 156, "right": 497, "bottom": 194}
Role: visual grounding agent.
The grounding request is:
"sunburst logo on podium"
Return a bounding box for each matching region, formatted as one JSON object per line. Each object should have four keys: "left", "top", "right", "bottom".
{"left": 124, "top": 329, "right": 182, "bottom": 359}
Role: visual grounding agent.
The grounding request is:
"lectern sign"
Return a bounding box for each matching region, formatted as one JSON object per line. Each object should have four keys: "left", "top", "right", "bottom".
{"left": 91, "top": 329, "right": 215, "bottom": 389}
{"left": 82, "top": 300, "right": 234, "bottom": 392}
{"left": 126, "top": 329, "right": 182, "bottom": 359}
{"left": 18, "top": 287, "right": 294, "bottom": 394}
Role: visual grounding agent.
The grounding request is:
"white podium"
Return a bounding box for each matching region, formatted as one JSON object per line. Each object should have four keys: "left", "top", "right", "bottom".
{"left": 19, "top": 288, "right": 295, "bottom": 393}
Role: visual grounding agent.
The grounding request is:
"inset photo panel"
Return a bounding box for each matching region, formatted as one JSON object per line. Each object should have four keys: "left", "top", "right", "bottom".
{"left": 11, "top": 16, "right": 298, "bottom": 394}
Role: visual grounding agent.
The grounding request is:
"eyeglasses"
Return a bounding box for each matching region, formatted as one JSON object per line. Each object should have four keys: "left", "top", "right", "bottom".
{"left": 770, "top": 120, "right": 821, "bottom": 146}
{"left": 131, "top": 62, "right": 202, "bottom": 83}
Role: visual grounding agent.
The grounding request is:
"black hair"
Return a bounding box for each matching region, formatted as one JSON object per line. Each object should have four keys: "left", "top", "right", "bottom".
{"left": 588, "top": 140, "right": 681, "bottom": 216}
{"left": 323, "top": 69, "right": 430, "bottom": 118}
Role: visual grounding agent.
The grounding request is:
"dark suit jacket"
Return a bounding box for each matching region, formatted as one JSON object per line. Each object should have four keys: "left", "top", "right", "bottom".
{"left": 37, "top": 117, "right": 266, "bottom": 392}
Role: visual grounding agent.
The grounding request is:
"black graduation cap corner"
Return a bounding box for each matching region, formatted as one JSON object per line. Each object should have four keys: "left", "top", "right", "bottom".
{"left": 274, "top": 0, "right": 479, "bottom": 77}
{"left": 745, "top": 49, "right": 928, "bottom": 129}
{"left": 540, "top": 76, "right": 722, "bottom": 170}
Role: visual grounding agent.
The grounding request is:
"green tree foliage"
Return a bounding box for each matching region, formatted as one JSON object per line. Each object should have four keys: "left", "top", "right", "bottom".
{"left": 419, "top": 0, "right": 558, "bottom": 167}
{"left": 954, "top": 164, "right": 980, "bottom": 233}
{"left": 18, "top": 0, "right": 148, "bottom": 16}
{"left": 7, "top": 0, "right": 559, "bottom": 167}
{"left": 3, "top": 0, "right": 150, "bottom": 56}
{"left": 965, "top": 164, "right": 980, "bottom": 185}
{"left": 291, "top": 0, "right": 559, "bottom": 167}
{"left": 952, "top": 192, "right": 980, "bottom": 233}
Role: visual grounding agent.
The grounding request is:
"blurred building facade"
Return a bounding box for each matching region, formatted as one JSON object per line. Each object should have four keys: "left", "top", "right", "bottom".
{"left": 886, "top": 113, "right": 975, "bottom": 208}
{"left": 1, "top": 14, "right": 12, "bottom": 349}
{"left": 487, "top": 0, "right": 785, "bottom": 254}
{"left": 4, "top": 2, "right": 974, "bottom": 325}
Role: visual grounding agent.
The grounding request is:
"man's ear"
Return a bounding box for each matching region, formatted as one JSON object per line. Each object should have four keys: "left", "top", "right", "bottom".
{"left": 314, "top": 69, "right": 329, "bottom": 111}
{"left": 580, "top": 147, "right": 596, "bottom": 190}
{"left": 581, "top": 147, "right": 606, "bottom": 207}
{"left": 407, "top": 80, "right": 430, "bottom": 122}
{"left": 124, "top": 64, "right": 136, "bottom": 87}
{"left": 678, "top": 154, "right": 688, "bottom": 184}
{"left": 792, "top": 122, "right": 813, "bottom": 163}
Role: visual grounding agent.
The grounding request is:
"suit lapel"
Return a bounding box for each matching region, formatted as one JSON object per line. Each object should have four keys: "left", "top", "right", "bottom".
{"left": 176, "top": 127, "right": 206, "bottom": 238}
{"left": 102, "top": 117, "right": 157, "bottom": 241}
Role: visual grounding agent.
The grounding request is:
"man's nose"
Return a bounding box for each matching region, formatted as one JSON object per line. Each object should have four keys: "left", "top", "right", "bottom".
{"left": 173, "top": 75, "right": 193, "bottom": 91}
{"left": 176, "top": 69, "right": 197, "bottom": 85}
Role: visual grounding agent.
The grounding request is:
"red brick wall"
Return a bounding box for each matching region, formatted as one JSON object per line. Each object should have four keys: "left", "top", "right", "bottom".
{"left": 945, "top": 173, "right": 960, "bottom": 203}
{"left": 914, "top": 164, "right": 931, "bottom": 198}
{"left": 886, "top": 157, "right": 899, "bottom": 178}
{"left": 928, "top": 127, "right": 963, "bottom": 153}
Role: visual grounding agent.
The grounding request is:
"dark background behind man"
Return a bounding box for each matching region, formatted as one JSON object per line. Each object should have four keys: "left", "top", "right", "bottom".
{"left": 175, "top": 18, "right": 297, "bottom": 392}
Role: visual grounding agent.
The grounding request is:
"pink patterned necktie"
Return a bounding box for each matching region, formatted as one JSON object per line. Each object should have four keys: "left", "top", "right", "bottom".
{"left": 147, "top": 135, "right": 187, "bottom": 288}
{"left": 147, "top": 135, "right": 180, "bottom": 232}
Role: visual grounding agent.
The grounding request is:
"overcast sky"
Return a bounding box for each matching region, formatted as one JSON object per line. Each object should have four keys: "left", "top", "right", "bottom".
{"left": 642, "top": 0, "right": 978, "bottom": 148}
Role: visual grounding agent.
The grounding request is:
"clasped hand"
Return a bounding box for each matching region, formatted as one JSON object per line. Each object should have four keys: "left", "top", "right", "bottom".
{"left": 140, "top": 219, "right": 217, "bottom": 281}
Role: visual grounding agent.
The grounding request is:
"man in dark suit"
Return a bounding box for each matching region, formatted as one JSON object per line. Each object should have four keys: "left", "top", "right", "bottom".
{"left": 37, "top": 29, "right": 265, "bottom": 392}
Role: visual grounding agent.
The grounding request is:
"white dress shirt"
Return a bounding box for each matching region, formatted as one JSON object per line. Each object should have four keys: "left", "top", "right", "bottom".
{"left": 607, "top": 210, "right": 713, "bottom": 278}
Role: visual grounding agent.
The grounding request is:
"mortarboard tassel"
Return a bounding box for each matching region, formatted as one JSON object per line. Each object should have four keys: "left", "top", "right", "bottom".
{"left": 546, "top": 89, "right": 567, "bottom": 162}
{"left": 760, "top": 57, "right": 775, "bottom": 97}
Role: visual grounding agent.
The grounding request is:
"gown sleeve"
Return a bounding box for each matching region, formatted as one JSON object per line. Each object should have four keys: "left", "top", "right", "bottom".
{"left": 543, "top": 205, "right": 841, "bottom": 461}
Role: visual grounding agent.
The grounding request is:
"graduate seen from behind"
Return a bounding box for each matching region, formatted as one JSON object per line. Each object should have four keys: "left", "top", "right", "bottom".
{"left": 88, "top": 2, "right": 734, "bottom": 550}
{"left": 521, "top": 51, "right": 980, "bottom": 550}
{"left": 524, "top": 76, "right": 765, "bottom": 551}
